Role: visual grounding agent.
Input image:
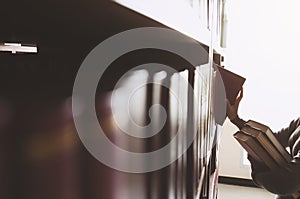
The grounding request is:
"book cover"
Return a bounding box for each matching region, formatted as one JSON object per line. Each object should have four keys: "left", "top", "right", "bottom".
{"left": 234, "top": 131, "right": 278, "bottom": 169}
{"left": 235, "top": 122, "right": 299, "bottom": 198}
{"left": 241, "top": 125, "right": 289, "bottom": 168}
{"left": 214, "top": 64, "right": 246, "bottom": 105}
{"left": 246, "top": 120, "right": 292, "bottom": 162}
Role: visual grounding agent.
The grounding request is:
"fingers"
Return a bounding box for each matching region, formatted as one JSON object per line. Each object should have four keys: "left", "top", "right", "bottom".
{"left": 236, "top": 87, "right": 244, "bottom": 104}
{"left": 227, "top": 87, "right": 243, "bottom": 107}
{"left": 239, "top": 87, "right": 244, "bottom": 98}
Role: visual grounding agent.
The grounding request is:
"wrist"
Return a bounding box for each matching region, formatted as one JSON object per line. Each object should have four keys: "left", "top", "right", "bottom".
{"left": 229, "top": 114, "right": 238, "bottom": 121}
{"left": 230, "top": 116, "right": 246, "bottom": 130}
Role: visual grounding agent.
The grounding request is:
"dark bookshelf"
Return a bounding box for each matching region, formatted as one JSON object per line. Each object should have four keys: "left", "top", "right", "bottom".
{"left": 0, "top": 1, "right": 227, "bottom": 199}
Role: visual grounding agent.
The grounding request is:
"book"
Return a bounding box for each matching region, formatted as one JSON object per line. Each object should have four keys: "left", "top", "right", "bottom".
{"left": 214, "top": 64, "right": 246, "bottom": 105}
{"left": 235, "top": 121, "right": 300, "bottom": 199}
{"left": 246, "top": 120, "right": 291, "bottom": 162}
{"left": 234, "top": 121, "right": 291, "bottom": 170}
{"left": 234, "top": 131, "right": 278, "bottom": 169}
{"left": 240, "top": 125, "right": 288, "bottom": 168}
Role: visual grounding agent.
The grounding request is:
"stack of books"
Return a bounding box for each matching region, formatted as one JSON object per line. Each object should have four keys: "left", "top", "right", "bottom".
{"left": 234, "top": 120, "right": 300, "bottom": 198}
{"left": 234, "top": 120, "right": 291, "bottom": 170}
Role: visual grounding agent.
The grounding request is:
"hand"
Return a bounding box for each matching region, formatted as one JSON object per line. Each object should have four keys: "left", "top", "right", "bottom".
{"left": 226, "top": 88, "right": 243, "bottom": 121}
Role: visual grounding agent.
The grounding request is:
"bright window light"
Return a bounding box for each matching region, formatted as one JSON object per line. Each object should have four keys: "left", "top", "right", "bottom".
{"left": 225, "top": 0, "right": 300, "bottom": 131}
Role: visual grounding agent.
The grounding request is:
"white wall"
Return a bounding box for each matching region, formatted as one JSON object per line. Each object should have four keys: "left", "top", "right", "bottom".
{"left": 224, "top": 0, "right": 300, "bottom": 131}
{"left": 219, "top": 119, "right": 251, "bottom": 179}
{"left": 219, "top": 0, "right": 300, "bottom": 178}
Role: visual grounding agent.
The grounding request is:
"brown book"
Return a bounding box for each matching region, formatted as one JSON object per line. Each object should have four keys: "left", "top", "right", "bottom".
{"left": 234, "top": 131, "right": 278, "bottom": 169}
{"left": 241, "top": 125, "right": 289, "bottom": 168}
{"left": 246, "top": 120, "right": 292, "bottom": 162}
{"left": 236, "top": 122, "right": 298, "bottom": 198}
{"left": 214, "top": 64, "right": 246, "bottom": 105}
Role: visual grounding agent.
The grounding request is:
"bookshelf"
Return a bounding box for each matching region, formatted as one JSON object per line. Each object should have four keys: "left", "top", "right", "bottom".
{"left": 109, "top": 1, "right": 227, "bottom": 199}
{"left": 0, "top": 0, "right": 226, "bottom": 199}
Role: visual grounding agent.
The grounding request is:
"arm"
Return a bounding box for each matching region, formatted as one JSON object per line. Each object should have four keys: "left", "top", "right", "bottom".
{"left": 248, "top": 153, "right": 300, "bottom": 195}
{"left": 251, "top": 119, "right": 300, "bottom": 195}
{"left": 227, "top": 89, "right": 300, "bottom": 195}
